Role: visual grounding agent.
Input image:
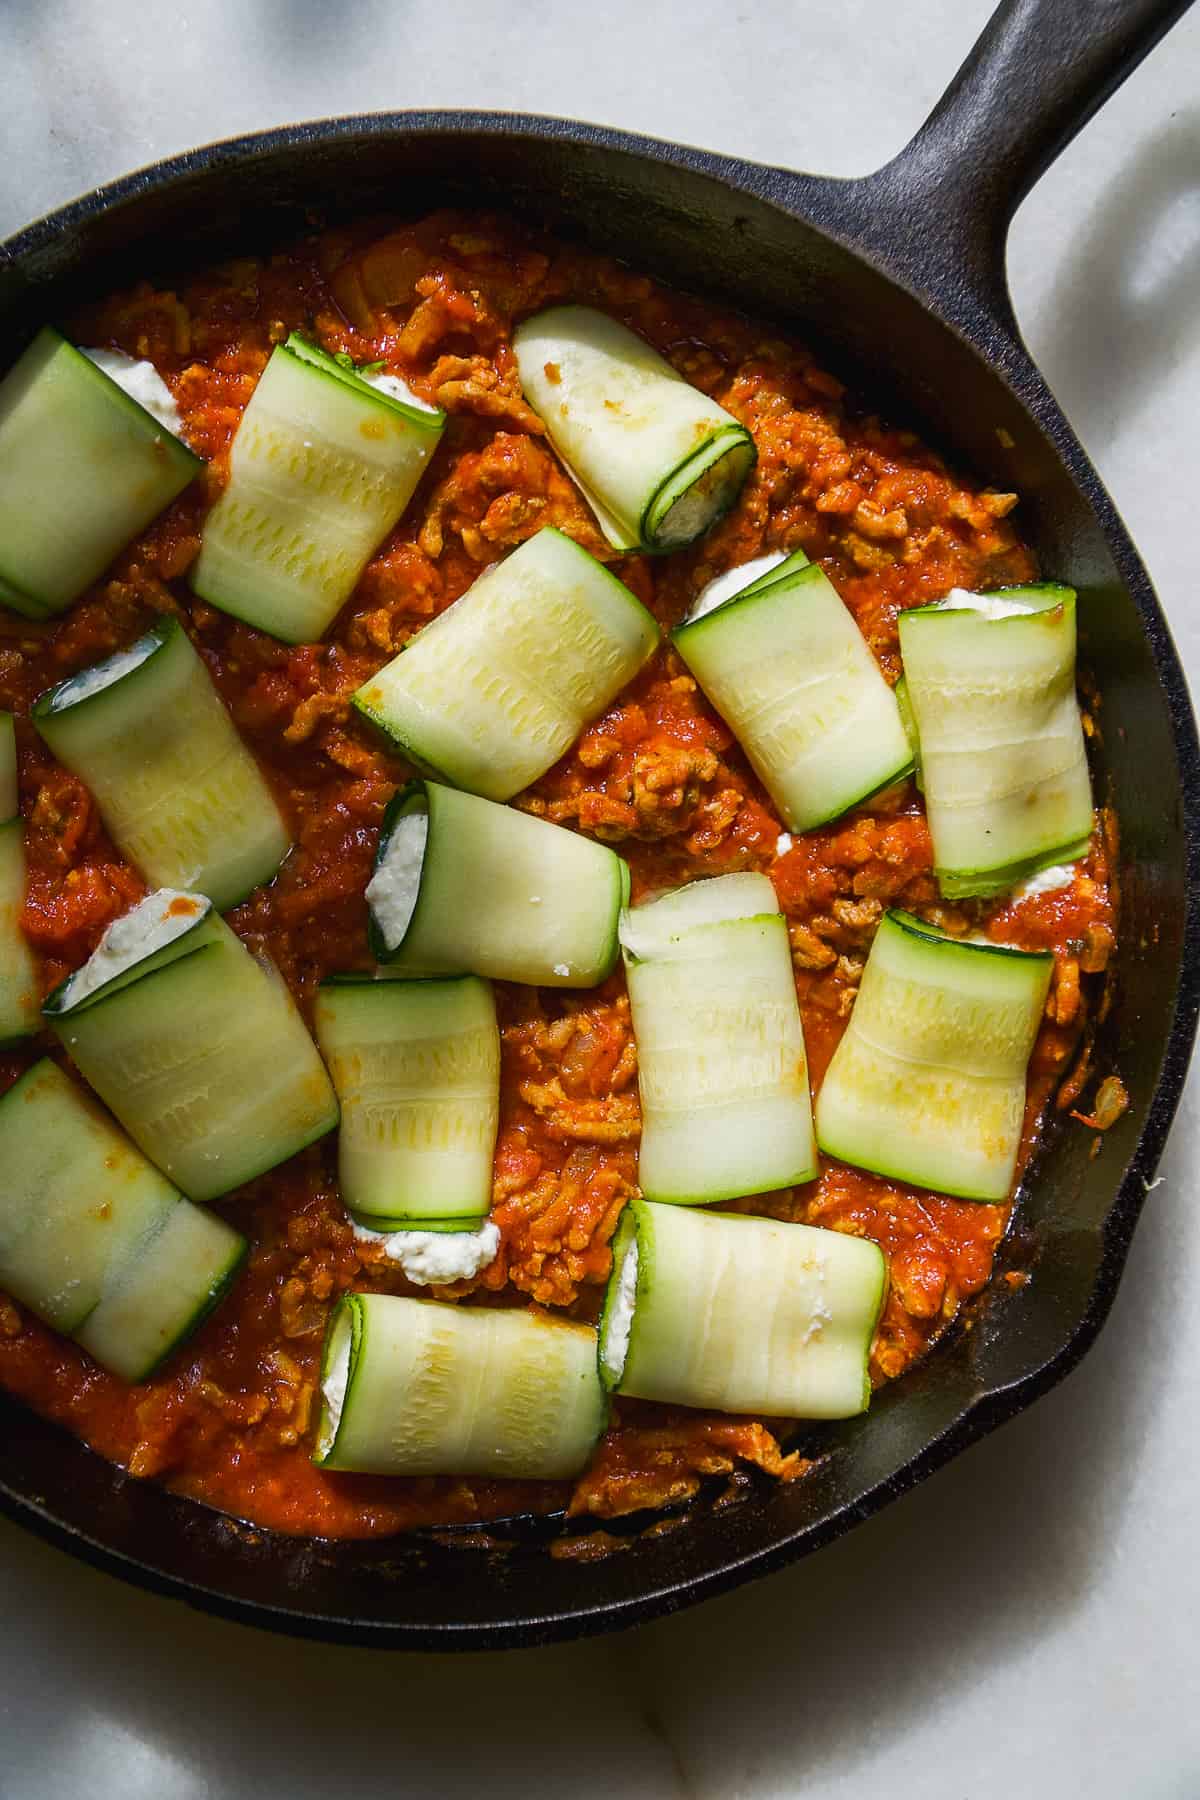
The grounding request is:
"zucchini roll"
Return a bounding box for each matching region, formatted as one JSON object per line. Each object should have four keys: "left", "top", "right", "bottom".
{"left": 672, "top": 554, "right": 913, "bottom": 831}
{"left": 44, "top": 889, "right": 339, "bottom": 1201}
{"left": 353, "top": 527, "right": 659, "bottom": 800}
{"left": 313, "top": 1293, "right": 607, "bottom": 1478}
{"left": 598, "top": 1201, "right": 886, "bottom": 1419}
{"left": 0, "top": 1060, "right": 246, "bottom": 1381}
{"left": 366, "top": 778, "right": 629, "bottom": 988}
{"left": 514, "top": 306, "right": 755, "bottom": 552}
{"left": 314, "top": 974, "right": 500, "bottom": 1233}
{"left": 816, "top": 910, "right": 1054, "bottom": 1201}
{"left": 897, "top": 586, "right": 1093, "bottom": 897}
{"left": 0, "top": 327, "right": 201, "bottom": 618}
{"left": 0, "top": 716, "right": 37, "bottom": 1047}
{"left": 191, "top": 334, "right": 445, "bottom": 643}
{"left": 34, "top": 619, "right": 291, "bottom": 910}
{"left": 620, "top": 873, "right": 817, "bottom": 1203}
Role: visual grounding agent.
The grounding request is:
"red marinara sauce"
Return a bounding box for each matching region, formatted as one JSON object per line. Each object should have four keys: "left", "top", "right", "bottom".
{"left": 0, "top": 212, "right": 1117, "bottom": 1537}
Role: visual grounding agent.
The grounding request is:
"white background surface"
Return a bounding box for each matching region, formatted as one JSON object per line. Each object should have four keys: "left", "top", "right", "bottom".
{"left": 1, "top": 3, "right": 1199, "bottom": 1795}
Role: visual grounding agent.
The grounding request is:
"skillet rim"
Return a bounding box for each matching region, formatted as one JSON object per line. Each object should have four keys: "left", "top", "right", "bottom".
{"left": 1, "top": 108, "right": 1198, "bottom": 1649}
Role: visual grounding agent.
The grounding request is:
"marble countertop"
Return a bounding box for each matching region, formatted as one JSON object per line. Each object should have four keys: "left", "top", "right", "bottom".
{"left": 2, "top": 3, "right": 1199, "bottom": 1795}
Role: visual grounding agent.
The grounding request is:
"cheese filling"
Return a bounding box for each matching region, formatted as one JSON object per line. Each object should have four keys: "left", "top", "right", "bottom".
{"left": 602, "top": 1238, "right": 639, "bottom": 1381}
{"left": 351, "top": 1218, "right": 501, "bottom": 1285}
{"left": 688, "top": 550, "right": 789, "bottom": 622}
{"left": 83, "top": 348, "right": 184, "bottom": 438}
{"left": 48, "top": 637, "right": 160, "bottom": 711}
{"left": 59, "top": 889, "right": 210, "bottom": 1009}
{"left": 366, "top": 809, "right": 429, "bottom": 950}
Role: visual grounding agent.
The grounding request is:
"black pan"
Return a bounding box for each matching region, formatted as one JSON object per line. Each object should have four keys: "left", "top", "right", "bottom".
{"left": 1, "top": 0, "right": 1197, "bottom": 1649}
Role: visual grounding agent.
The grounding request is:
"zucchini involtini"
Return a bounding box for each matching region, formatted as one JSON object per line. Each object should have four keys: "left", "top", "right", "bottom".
{"left": 513, "top": 306, "right": 755, "bottom": 552}
{"left": 897, "top": 586, "right": 1093, "bottom": 897}
{"left": 314, "top": 1292, "right": 606, "bottom": 1478}
{"left": 353, "top": 527, "right": 659, "bottom": 800}
{"left": 620, "top": 873, "right": 817, "bottom": 1203}
{"left": 314, "top": 974, "right": 500, "bottom": 1233}
{"left": 673, "top": 554, "right": 913, "bottom": 831}
{"left": 44, "top": 889, "right": 338, "bottom": 1201}
{"left": 0, "top": 716, "right": 37, "bottom": 1046}
{"left": 0, "top": 1060, "right": 246, "bottom": 1382}
{"left": 0, "top": 327, "right": 201, "bottom": 618}
{"left": 816, "top": 909, "right": 1054, "bottom": 1201}
{"left": 599, "top": 1200, "right": 886, "bottom": 1418}
{"left": 34, "top": 618, "right": 291, "bottom": 910}
{"left": 367, "top": 778, "right": 628, "bottom": 988}
{"left": 191, "top": 334, "right": 445, "bottom": 643}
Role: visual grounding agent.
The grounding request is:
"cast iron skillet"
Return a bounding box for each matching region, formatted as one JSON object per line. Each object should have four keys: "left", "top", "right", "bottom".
{"left": 0, "top": 0, "right": 1197, "bottom": 1648}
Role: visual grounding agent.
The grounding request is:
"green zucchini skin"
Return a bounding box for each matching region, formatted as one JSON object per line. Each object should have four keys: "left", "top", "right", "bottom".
{"left": 46, "top": 899, "right": 339, "bottom": 1202}
{"left": 313, "top": 1292, "right": 608, "bottom": 1479}
{"left": 815, "top": 909, "right": 1054, "bottom": 1201}
{"left": 351, "top": 527, "right": 659, "bottom": 801}
{"left": 897, "top": 585, "right": 1093, "bottom": 897}
{"left": 314, "top": 973, "right": 499, "bottom": 1230}
{"left": 33, "top": 619, "right": 291, "bottom": 911}
{"left": 367, "top": 778, "right": 629, "bottom": 989}
{"left": 598, "top": 1199, "right": 886, "bottom": 1419}
{"left": 0, "top": 1059, "right": 246, "bottom": 1380}
{"left": 672, "top": 561, "right": 913, "bottom": 832}
{"left": 190, "top": 333, "right": 444, "bottom": 643}
{"left": 513, "top": 306, "right": 755, "bottom": 553}
{"left": 0, "top": 327, "right": 201, "bottom": 615}
{"left": 621, "top": 874, "right": 817, "bottom": 1204}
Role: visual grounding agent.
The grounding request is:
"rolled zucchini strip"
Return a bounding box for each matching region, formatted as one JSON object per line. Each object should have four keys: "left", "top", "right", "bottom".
{"left": 897, "top": 585, "right": 1093, "bottom": 897}
{"left": 366, "top": 778, "right": 629, "bottom": 988}
{"left": 0, "top": 711, "right": 16, "bottom": 820}
{"left": 598, "top": 1200, "right": 886, "bottom": 1419}
{"left": 314, "top": 1292, "right": 607, "bottom": 1478}
{"left": 620, "top": 873, "right": 817, "bottom": 1204}
{"left": 0, "top": 819, "right": 38, "bottom": 1048}
{"left": 353, "top": 527, "right": 659, "bottom": 801}
{"left": 0, "top": 327, "right": 201, "bottom": 617}
{"left": 0, "top": 1059, "right": 246, "bottom": 1381}
{"left": 513, "top": 306, "right": 755, "bottom": 552}
{"left": 314, "top": 974, "right": 500, "bottom": 1232}
{"left": 815, "top": 909, "right": 1053, "bottom": 1201}
{"left": 34, "top": 618, "right": 291, "bottom": 910}
{"left": 191, "top": 334, "right": 445, "bottom": 643}
{"left": 44, "top": 889, "right": 339, "bottom": 1201}
{"left": 672, "top": 558, "right": 913, "bottom": 831}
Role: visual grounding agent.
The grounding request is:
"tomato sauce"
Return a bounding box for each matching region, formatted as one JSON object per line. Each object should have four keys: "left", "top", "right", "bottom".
{"left": 0, "top": 212, "right": 1116, "bottom": 1536}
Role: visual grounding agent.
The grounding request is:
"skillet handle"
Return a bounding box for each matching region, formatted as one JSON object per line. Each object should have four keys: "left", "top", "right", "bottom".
{"left": 842, "top": 0, "right": 1193, "bottom": 328}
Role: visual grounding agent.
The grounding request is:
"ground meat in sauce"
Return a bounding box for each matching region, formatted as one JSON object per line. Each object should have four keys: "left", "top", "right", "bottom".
{"left": 0, "top": 211, "right": 1117, "bottom": 1538}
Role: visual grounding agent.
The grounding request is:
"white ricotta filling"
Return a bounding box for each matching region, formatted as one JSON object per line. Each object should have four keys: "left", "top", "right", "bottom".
{"left": 61, "top": 888, "right": 209, "bottom": 1008}
{"left": 688, "top": 550, "right": 789, "bottom": 622}
{"left": 937, "top": 587, "right": 1036, "bottom": 620}
{"left": 1010, "top": 862, "right": 1079, "bottom": 901}
{"left": 319, "top": 1314, "right": 353, "bottom": 1455}
{"left": 50, "top": 638, "right": 159, "bottom": 711}
{"left": 776, "top": 832, "right": 794, "bottom": 857}
{"left": 351, "top": 1218, "right": 501, "bottom": 1285}
{"left": 365, "top": 811, "right": 429, "bottom": 950}
{"left": 83, "top": 347, "right": 184, "bottom": 438}
{"left": 363, "top": 369, "right": 441, "bottom": 415}
{"left": 602, "top": 1238, "right": 639, "bottom": 1382}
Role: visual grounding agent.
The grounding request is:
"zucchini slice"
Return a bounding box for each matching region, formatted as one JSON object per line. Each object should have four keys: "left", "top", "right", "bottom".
{"left": 0, "top": 819, "right": 38, "bottom": 1047}
{"left": 598, "top": 1199, "right": 886, "bottom": 1419}
{"left": 672, "top": 560, "right": 913, "bottom": 831}
{"left": 314, "top": 974, "right": 500, "bottom": 1231}
{"left": 897, "top": 585, "right": 1093, "bottom": 897}
{"left": 0, "top": 327, "right": 201, "bottom": 616}
{"left": 45, "top": 889, "right": 338, "bottom": 1201}
{"left": 513, "top": 306, "right": 755, "bottom": 552}
{"left": 366, "top": 778, "right": 629, "bottom": 988}
{"left": 815, "top": 909, "right": 1054, "bottom": 1201}
{"left": 353, "top": 527, "right": 659, "bottom": 800}
{"left": 0, "top": 711, "right": 16, "bottom": 820}
{"left": 191, "top": 333, "right": 445, "bottom": 643}
{"left": 0, "top": 1059, "right": 246, "bottom": 1379}
{"left": 34, "top": 618, "right": 291, "bottom": 910}
{"left": 313, "top": 1292, "right": 607, "bottom": 1478}
{"left": 620, "top": 873, "right": 817, "bottom": 1203}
